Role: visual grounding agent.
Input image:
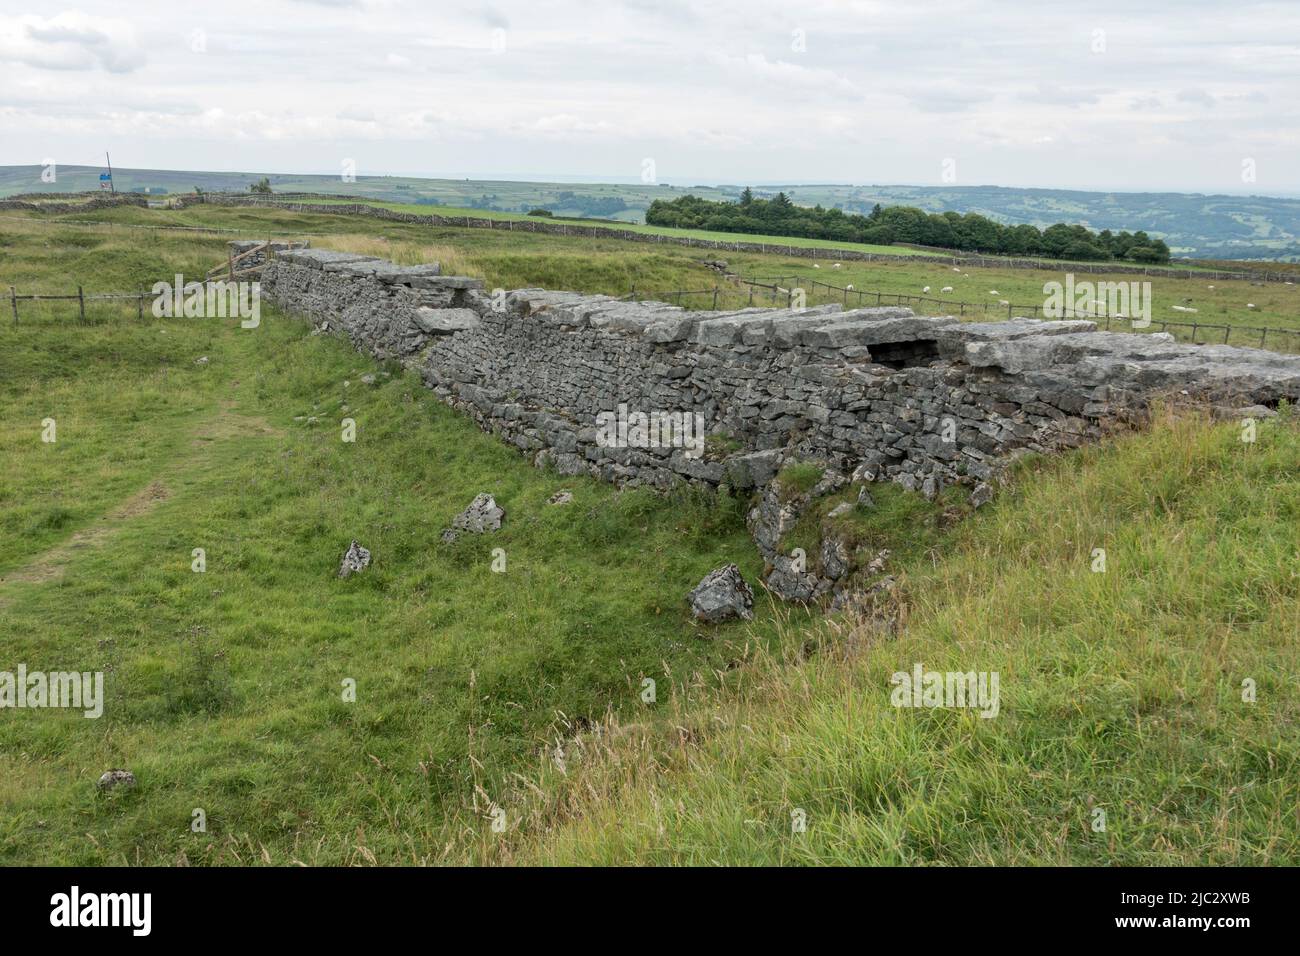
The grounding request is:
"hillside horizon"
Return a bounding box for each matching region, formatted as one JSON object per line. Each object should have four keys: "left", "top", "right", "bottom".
{"left": 7, "top": 165, "right": 1300, "bottom": 261}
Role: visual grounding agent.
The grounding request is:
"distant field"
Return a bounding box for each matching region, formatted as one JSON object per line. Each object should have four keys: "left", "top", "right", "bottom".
{"left": 226, "top": 195, "right": 934, "bottom": 258}
{"left": 4, "top": 205, "right": 1297, "bottom": 350}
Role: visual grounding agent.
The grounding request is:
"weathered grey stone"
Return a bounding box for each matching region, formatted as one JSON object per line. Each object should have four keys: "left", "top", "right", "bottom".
{"left": 415, "top": 307, "right": 481, "bottom": 333}
{"left": 688, "top": 564, "right": 755, "bottom": 622}
{"left": 746, "top": 484, "right": 803, "bottom": 561}
{"left": 765, "top": 554, "right": 820, "bottom": 602}
{"left": 970, "top": 482, "right": 995, "bottom": 508}
{"left": 338, "top": 540, "right": 371, "bottom": 577}
{"left": 97, "top": 769, "right": 136, "bottom": 791}
{"left": 725, "top": 449, "right": 784, "bottom": 490}
{"left": 450, "top": 493, "right": 505, "bottom": 534}
{"left": 820, "top": 535, "right": 852, "bottom": 580}
{"left": 279, "top": 249, "right": 381, "bottom": 270}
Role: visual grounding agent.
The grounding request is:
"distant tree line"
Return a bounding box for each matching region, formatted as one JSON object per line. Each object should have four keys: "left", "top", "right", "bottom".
{"left": 646, "top": 190, "right": 1171, "bottom": 263}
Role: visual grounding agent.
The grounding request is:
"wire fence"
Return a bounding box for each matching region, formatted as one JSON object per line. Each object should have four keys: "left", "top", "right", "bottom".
{"left": 5, "top": 286, "right": 157, "bottom": 325}
{"left": 624, "top": 275, "right": 1300, "bottom": 354}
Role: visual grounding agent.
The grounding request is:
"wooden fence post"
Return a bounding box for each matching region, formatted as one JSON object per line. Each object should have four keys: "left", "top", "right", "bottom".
{"left": 10, "top": 286, "right": 17, "bottom": 325}
{"left": 78, "top": 286, "right": 85, "bottom": 324}
{"left": 138, "top": 291, "right": 145, "bottom": 321}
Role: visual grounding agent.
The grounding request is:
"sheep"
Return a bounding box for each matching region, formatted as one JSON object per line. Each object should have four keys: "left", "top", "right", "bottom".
{"left": 832, "top": 263, "right": 841, "bottom": 269}
{"left": 846, "top": 284, "right": 854, "bottom": 290}
{"left": 1247, "top": 303, "right": 1257, "bottom": 309}
{"left": 1171, "top": 305, "right": 1198, "bottom": 313}
{"left": 813, "top": 263, "right": 820, "bottom": 269}
{"left": 989, "top": 290, "right": 1000, "bottom": 296}
{"left": 941, "top": 286, "right": 953, "bottom": 293}
{"left": 922, "top": 286, "right": 931, "bottom": 293}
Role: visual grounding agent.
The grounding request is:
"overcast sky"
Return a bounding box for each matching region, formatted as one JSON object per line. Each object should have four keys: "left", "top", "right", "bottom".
{"left": 1, "top": 1, "right": 1298, "bottom": 193}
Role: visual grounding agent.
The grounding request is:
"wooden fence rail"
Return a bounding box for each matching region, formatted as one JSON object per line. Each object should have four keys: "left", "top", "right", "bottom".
{"left": 8, "top": 287, "right": 153, "bottom": 325}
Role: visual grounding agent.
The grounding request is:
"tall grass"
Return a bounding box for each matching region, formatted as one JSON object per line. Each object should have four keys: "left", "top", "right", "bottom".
{"left": 454, "top": 409, "right": 1300, "bottom": 866}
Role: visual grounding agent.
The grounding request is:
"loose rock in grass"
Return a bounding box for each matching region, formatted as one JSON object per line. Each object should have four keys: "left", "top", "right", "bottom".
{"left": 688, "top": 564, "right": 754, "bottom": 623}
{"left": 338, "top": 540, "right": 371, "bottom": 577}
{"left": 97, "top": 769, "right": 136, "bottom": 792}
{"left": 450, "top": 493, "right": 505, "bottom": 534}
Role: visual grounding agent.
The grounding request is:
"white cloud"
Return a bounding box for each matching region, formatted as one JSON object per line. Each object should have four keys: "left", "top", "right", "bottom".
{"left": 0, "top": 0, "right": 1297, "bottom": 192}
{"left": 0, "top": 11, "right": 143, "bottom": 73}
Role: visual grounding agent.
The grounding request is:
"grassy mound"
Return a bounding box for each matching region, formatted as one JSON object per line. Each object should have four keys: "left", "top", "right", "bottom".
{"left": 459, "top": 409, "right": 1300, "bottom": 866}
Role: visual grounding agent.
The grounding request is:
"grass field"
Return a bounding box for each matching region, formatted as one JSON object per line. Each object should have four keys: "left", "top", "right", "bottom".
{"left": 0, "top": 248, "right": 823, "bottom": 864}
{"left": 2, "top": 209, "right": 1298, "bottom": 865}
{"left": 5, "top": 203, "right": 1299, "bottom": 349}
{"left": 263, "top": 195, "right": 932, "bottom": 257}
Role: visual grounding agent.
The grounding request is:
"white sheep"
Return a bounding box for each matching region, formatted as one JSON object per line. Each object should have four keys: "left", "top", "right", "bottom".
{"left": 989, "top": 290, "right": 1000, "bottom": 296}
{"left": 1171, "top": 305, "right": 1198, "bottom": 313}
{"left": 813, "top": 263, "right": 820, "bottom": 269}
{"left": 922, "top": 286, "right": 930, "bottom": 293}
{"left": 832, "top": 263, "right": 841, "bottom": 269}
{"left": 1247, "top": 303, "right": 1257, "bottom": 309}
{"left": 941, "top": 286, "right": 953, "bottom": 293}
{"left": 846, "top": 284, "right": 854, "bottom": 290}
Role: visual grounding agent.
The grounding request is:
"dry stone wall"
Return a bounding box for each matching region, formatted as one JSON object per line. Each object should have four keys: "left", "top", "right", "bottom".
{"left": 262, "top": 246, "right": 1300, "bottom": 607}
{"left": 263, "top": 247, "right": 1300, "bottom": 498}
